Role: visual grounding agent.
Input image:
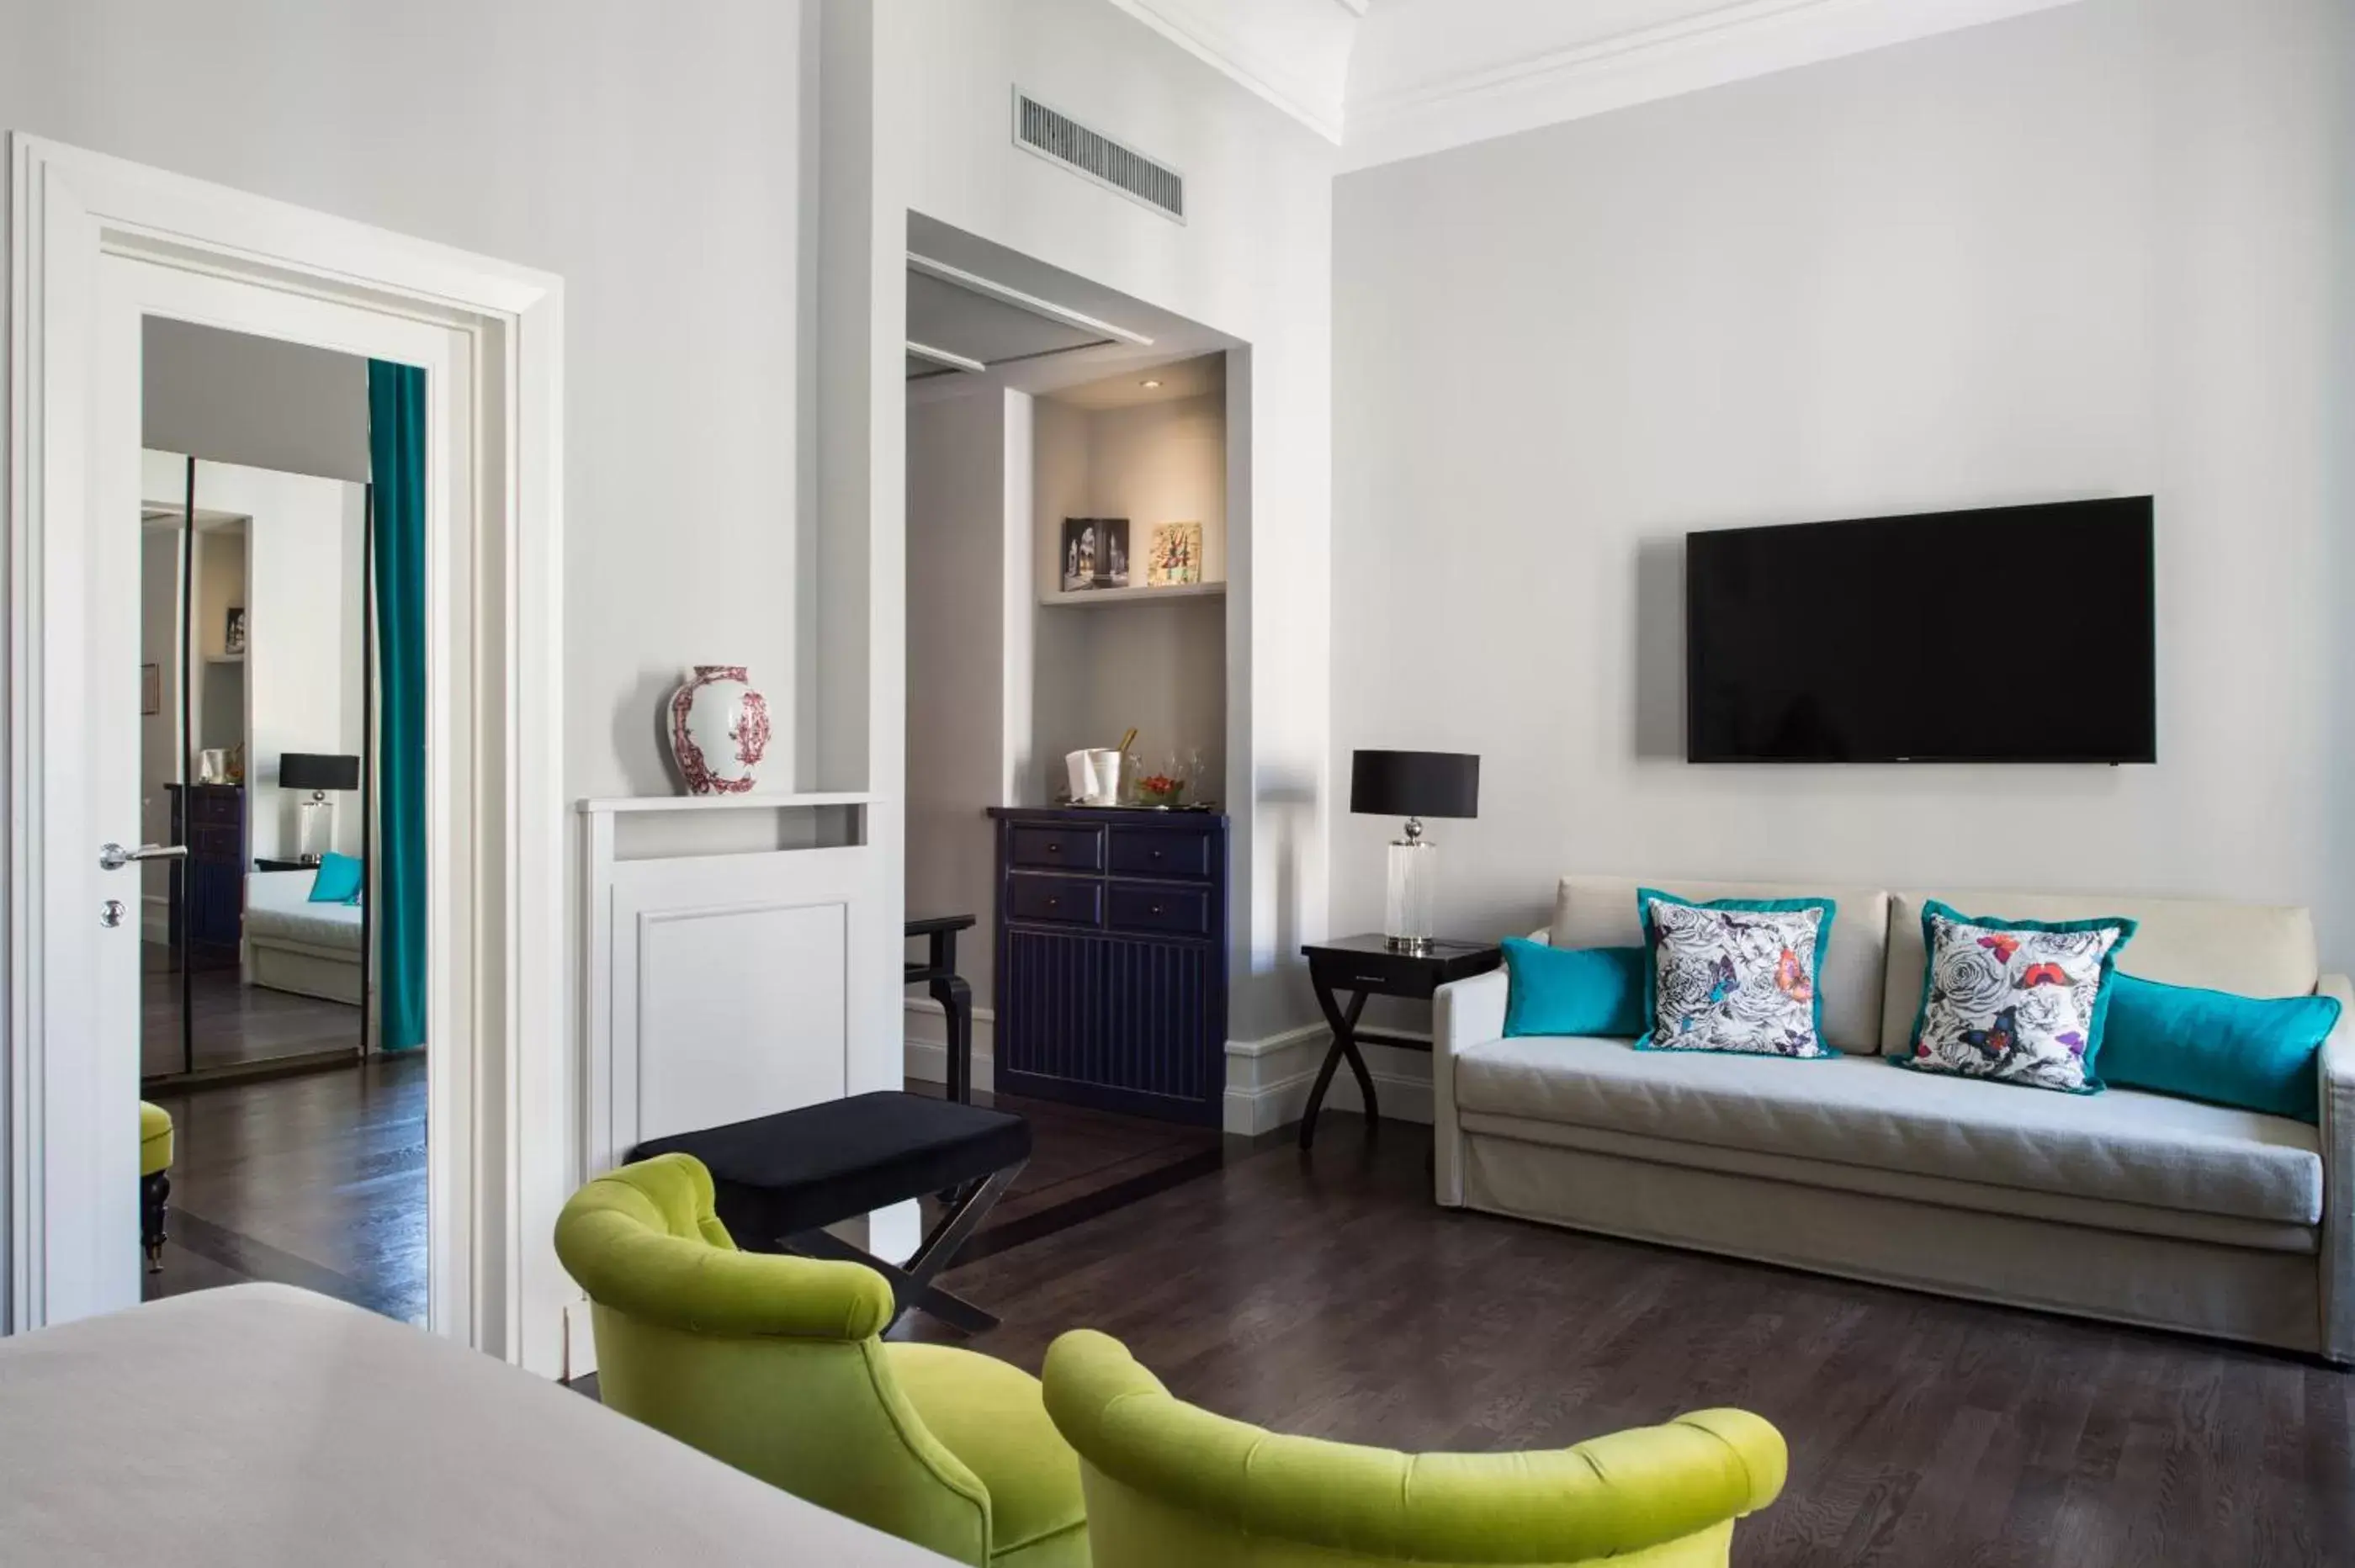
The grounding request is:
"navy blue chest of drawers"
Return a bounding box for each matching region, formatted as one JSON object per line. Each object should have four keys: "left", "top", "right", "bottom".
{"left": 987, "top": 807, "right": 1228, "bottom": 1126}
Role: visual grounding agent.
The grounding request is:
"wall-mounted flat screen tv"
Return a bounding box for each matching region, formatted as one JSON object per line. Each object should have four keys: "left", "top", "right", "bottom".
{"left": 1686, "top": 497, "right": 2155, "bottom": 764}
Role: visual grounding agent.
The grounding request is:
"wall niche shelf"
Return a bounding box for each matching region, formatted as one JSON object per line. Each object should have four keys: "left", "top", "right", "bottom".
{"left": 1038, "top": 581, "right": 1226, "bottom": 609}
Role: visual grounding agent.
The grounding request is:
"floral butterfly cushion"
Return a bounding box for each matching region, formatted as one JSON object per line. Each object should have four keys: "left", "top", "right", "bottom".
{"left": 1640, "top": 892, "right": 1836, "bottom": 1059}
{"left": 1902, "top": 901, "right": 2138, "bottom": 1094}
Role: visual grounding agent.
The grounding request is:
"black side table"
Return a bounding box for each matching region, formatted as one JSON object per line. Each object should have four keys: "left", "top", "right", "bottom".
{"left": 254, "top": 856, "right": 315, "bottom": 872}
{"left": 1297, "top": 934, "right": 1503, "bottom": 1149}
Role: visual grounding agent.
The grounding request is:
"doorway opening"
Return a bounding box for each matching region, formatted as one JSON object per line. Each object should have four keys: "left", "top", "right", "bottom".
{"left": 902, "top": 213, "right": 1244, "bottom": 1243}
{"left": 7, "top": 136, "right": 564, "bottom": 1368}
{"left": 131, "top": 323, "right": 426, "bottom": 1322}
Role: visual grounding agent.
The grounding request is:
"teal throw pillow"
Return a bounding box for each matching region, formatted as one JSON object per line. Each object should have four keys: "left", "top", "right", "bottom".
{"left": 307, "top": 850, "right": 363, "bottom": 904}
{"left": 2099, "top": 973, "right": 2339, "bottom": 1123}
{"left": 1501, "top": 938, "right": 1646, "bottom": 1038}
{"left": 1636, "top": 887, "right": 1838, "bottom": 1059}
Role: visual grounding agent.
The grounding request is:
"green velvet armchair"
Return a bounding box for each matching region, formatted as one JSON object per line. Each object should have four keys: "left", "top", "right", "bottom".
{"left": 554, "top": 1154, "right": 1088, "bottom": 1567}
{"left": 1041, "top": 1329, "right": 1785, "bottom": 1567}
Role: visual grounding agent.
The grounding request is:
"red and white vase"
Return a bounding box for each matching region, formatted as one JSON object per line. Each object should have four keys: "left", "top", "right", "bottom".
{"left": 667, "top": 665, "right": 770, "bottom": 796}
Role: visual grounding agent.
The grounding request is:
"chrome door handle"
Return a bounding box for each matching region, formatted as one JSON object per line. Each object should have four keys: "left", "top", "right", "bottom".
{"left": 98, "top": 842, "right": 187, "bottom": 871}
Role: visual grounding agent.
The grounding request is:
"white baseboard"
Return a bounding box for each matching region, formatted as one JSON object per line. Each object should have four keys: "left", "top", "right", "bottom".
{"left": 903, "top": 996, "right": 996, "bottom": 1094}
{"left": 1221, "top": 1022, "right": 1435, "bottom": 1136}
{"left": 903, "top": 999, "right": 1440, "bottom": 1136}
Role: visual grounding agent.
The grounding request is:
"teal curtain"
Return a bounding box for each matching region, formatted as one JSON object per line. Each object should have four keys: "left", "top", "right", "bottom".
{"left": 369, "top": 360, "right": 427, "bottom": 1052}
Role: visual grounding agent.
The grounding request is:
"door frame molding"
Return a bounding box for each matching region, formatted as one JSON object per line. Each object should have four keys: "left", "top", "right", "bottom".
{"left": 3, "top": 134, "right": 568, "bottom": 1372}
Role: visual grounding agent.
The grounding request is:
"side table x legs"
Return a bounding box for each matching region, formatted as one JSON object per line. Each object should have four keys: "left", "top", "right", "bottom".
{"left": 1299, "top": 984, "right": 1374, "bottom": 1150}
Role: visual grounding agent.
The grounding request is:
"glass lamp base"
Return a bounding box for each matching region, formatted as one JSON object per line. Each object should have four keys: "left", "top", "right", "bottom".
{"left": 295, "top": 797, "right": 336, "bottom": 863}
{"left": 1384, "top": 836, "right": 1435, "bottom": 950}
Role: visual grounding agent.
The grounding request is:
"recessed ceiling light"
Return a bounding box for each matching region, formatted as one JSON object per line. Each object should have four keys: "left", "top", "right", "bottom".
{"left": 1140, "top": 379, "right": 1162, "bottom": 389}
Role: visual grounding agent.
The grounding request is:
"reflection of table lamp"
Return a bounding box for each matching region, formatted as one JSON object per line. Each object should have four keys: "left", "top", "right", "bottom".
{"left": 280, "top": 752, "right": 359, "bottom": 865}
{"left": 1350, "top": 750, "right": 1480, "bottom": 953}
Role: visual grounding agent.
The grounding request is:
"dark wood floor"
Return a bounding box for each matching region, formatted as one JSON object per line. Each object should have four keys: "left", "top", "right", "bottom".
{"left": 141, "top": 940, "right": 363, "bottom": 1077}
{"left": 909, "top": 1083, "right": 1223, "bottom": 1258}
{"left": 137, "top": 1074, "right": 1217, "bottom": 1333}
{"left": 143, "top": 1054, "right": 427, "bottom": 1323}
{"left": 907, "top": 1114, "right": 2355, "bottom": 1568}
{"left": 156, "top": 1063, "right": 2355, "bottom": 1564}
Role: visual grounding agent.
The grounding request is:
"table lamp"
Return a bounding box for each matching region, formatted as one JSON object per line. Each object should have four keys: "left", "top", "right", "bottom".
{"left": 1350, "top": 750, "right": 1479, "bottom": 953}
{"left": 280, "top": 751, "right": 360, "bottom": 864}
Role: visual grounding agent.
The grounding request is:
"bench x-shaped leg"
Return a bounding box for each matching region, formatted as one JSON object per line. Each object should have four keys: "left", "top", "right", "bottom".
{"left": 785, "top": 1161, "right": 1025, "bottom": 1335}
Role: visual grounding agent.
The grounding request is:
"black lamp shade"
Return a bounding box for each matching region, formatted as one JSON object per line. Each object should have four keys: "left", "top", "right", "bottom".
{"left": 279, "top": 752, "right": 360, "bottom": 792}
{"left": 1350, "top": 750, "right": 1479, "bottom": 820}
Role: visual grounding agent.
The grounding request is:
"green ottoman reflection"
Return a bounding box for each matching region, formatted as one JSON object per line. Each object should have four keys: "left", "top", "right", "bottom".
{"left": 1042, "top": 1329, "right": 1787, "bottom": 1568}
{"left": 554, "top": 1152, "right": 1087, "bottom": 1568}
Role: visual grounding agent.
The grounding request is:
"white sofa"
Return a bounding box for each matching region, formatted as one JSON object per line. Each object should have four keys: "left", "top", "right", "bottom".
{"left": 1432, "top": 876, "right": 2354, "bottom": 1364}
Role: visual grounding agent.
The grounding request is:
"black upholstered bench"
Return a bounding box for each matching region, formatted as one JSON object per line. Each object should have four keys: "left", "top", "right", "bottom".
{"left": 632, "top": 1090, "right": 1031, "bottom": 1333}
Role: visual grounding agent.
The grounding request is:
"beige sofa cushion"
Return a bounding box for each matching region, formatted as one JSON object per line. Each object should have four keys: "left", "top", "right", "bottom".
{"left": 1880, "top": 890, "right": 2321, "bottom": 1053}
{"left": 1553, "top": 876, "right": 1891, "bottom": 1054}
{"left": 1452, "top": 1034, "right": 2322, "bottom": 1226}
{"left": 1456, "top": 1111, "right": 2316, "bottom": 1253}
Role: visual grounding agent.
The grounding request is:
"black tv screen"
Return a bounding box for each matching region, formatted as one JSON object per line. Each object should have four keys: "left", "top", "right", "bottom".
{"left": 1685, "top": 498, "right": 2155, "bottom": 763}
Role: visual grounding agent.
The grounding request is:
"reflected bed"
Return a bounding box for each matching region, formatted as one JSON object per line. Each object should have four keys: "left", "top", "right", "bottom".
{"left": 244, "top": 867, "right": 362, "bottom": 1005}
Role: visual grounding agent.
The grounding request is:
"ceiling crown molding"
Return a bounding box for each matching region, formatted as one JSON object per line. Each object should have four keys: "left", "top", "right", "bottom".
{"left": 1101, "top": 0, "right": 1355, "bottom": 144}
{"left": 1340, "top": 0, "right": 2087, "bottom": 172}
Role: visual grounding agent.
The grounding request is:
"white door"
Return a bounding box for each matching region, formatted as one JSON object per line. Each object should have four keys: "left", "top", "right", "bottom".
{"left": 40, "top": 254, "right": 471, "bottom": 1327}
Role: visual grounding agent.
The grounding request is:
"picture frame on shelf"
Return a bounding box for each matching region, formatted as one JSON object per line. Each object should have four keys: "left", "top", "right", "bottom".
{"left": 1147, "top": 521, "right": 1202, "bottom": 587}
{"left": 225, "top": 605, "right": 247, "bottom": 656}
{"left": 140, "top": 663, "right": 161, "bottom": 716}
{"left": 1061, "top": 516, "right": 1130, "bottom": 592}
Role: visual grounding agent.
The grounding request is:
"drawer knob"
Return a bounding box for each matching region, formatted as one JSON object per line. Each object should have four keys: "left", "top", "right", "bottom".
{"left": 1150, "top": 904, "right": 1164, "bottom": 915}
{"left": 1150, "top": 849, "right": 1163, "bottom": 860}
{"left": 1046, "top": 842, "right": 1061, "bottom": 853}
{"left": 1046, "top": 897, "right": 1059, "bottom": 908}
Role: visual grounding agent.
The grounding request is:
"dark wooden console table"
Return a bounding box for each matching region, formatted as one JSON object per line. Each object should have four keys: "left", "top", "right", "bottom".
{"left": 988, "top": 806, "right": 1229, "bottom": 1126}
{"left": 1298, "top": 934, "right": 1504, "bottom": 1150}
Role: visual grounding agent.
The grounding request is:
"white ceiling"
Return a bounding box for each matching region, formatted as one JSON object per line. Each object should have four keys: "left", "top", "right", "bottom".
{"left": 1106, "top": 0, "right": 2086, "bottom": 170}
{"left": 904, "top": 213, "right": 1238, "bottom": 400}
{"left": 907, "top": 271, "right": 1106, "bottom": 368}
{"left": 1045, "top": 352, "right": 1226, "bottom": 413}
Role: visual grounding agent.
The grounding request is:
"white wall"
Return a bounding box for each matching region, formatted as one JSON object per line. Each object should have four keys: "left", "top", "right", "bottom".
{"left": 906, "top": 387, "right": 1018, "bottom": 1009}
{"left": 1333, "top": 0, "right": 2355, "bottom": 967}
{"left": 6, "top": 4, "right": 824, "bottom": 1341}
{"left": 1034, "top": 390, "right": 1229, "bottom": 595}
{"left": 246, "top": 484, "right": 369, "bottom": 861}
{"left": 867, "top": 0, "right": 1337, "bottom": 1041}
{"left": 143, "top": 452, "right": 367, "bottom": 864}
{"left": 1, "top": 0, "right": 811, "bottom": 806}
{"left": 1030, "top": 398, "right": 1096, "bottom": 808}
{"left": 1029, "top": 389, "right": 1229, "bottom": 803}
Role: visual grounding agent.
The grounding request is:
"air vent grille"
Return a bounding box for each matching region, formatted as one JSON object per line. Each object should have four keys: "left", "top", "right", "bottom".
{"left": 1013, "top": 91, "right": 1185, "bottom": 224}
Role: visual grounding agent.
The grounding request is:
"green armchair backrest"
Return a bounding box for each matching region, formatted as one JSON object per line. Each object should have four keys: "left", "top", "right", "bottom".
{"left": 1042, "top": 1328, "right": 1786, "bottom": 1567}
{"left": 554, "top": 1154, "right": 997, "bottom": 1564}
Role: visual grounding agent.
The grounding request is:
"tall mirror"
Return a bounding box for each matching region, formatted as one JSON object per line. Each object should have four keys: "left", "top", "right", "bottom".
{"left": 142, "top": 452, "right": 369, "bottom": 1077}
{"left": 138, "top": 320, "right": 429, "bottom": 1326}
